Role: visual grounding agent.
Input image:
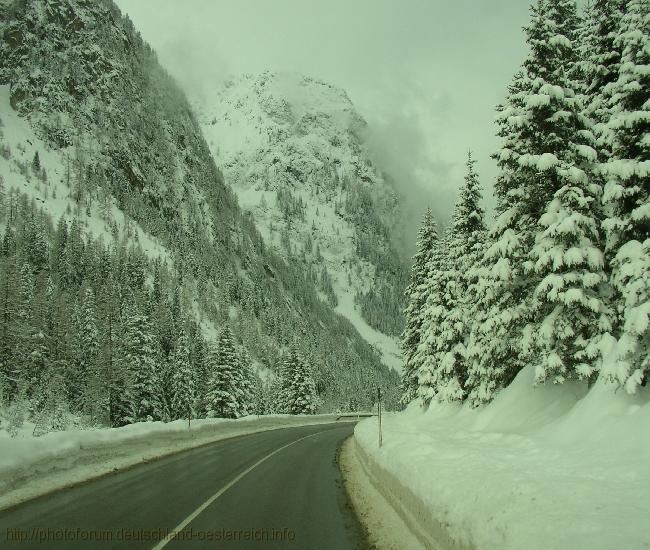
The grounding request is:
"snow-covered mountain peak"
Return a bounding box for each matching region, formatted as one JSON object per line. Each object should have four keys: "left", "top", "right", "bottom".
{"left": 219, "top": 70, "right": 364, "bottom": 138}
{"left": 195, "top": 71, "right": 378, "bottom": 191}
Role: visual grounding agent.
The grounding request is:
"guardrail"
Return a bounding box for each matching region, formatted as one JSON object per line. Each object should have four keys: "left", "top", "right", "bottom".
{"left": 335, "top": 413, "right": 376, "bottom": 421}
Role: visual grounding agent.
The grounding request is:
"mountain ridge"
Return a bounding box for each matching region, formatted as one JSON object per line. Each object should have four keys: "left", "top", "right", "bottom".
{"left": 0, "top": 0, "right": 401, "bottom": 416}
{"left": 194, "top": 70, "right": 409, "bottom": 369}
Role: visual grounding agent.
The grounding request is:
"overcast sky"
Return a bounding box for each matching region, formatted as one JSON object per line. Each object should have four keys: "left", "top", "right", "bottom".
{"left": 115, "top": 0, "right": 535, "bottom": 235}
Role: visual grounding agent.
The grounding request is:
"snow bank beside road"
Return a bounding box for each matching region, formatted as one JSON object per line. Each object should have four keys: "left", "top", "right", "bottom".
{"left": 355, "top": 367, "right": 650, "bottom": 550}
{"left": 340, "top": 437, "right": 425, "bottom": 550}
{"left": 0, "top": 414, "right": 340, "bottom": 511}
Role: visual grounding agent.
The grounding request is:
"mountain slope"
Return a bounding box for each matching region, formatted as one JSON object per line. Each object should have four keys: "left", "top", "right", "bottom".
{"left": 194, "top": 72, "right": 409, "bottom": 369}
{"left": 0, "top": 0, "right": 400, "bottom": 415}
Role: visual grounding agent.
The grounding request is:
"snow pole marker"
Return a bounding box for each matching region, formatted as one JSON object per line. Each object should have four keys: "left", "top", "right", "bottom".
{"left": 377, "top": 387, "right": 382, "bottom": 448}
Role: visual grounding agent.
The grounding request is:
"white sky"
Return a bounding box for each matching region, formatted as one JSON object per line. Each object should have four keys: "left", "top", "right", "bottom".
{"left": 115, "top": 0, "right": 535, "bottom": 237}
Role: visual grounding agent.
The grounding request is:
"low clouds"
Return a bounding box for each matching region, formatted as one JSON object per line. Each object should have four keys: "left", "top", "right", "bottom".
{"left": 360, "top": 80, "right": 459, "bottom": 252}
{"left": 115, "top": 0, "right": 533, "bottom": 250}
{"left": 157, "top": 36, "right": 231, "bottom": 106}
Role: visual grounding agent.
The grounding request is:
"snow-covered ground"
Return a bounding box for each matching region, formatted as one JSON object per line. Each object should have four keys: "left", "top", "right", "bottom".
{"left": 355, "top": 366, "right": 650, "bottom": 550}
{"left": 0, "top": 414, "right": 343, "bottom": 511}
{"left": 340, "top": 437, "right": 425, "bottom": 550}
{"left": 335, "top": 282, "right": 402, "bottom": 372}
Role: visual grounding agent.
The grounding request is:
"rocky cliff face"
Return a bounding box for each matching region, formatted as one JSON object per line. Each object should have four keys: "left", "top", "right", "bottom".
{"left": 195, "top": 72, "right": 409, "bottom": 368}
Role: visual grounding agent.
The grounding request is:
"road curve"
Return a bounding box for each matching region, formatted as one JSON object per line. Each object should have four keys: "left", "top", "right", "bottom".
{"left": 0, "top": 423, "right": 365, "bottom": 549}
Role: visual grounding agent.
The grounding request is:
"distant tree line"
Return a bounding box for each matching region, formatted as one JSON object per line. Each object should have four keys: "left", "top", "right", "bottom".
{"left": 0, "top": 188, "right": 320, "bottom": 435}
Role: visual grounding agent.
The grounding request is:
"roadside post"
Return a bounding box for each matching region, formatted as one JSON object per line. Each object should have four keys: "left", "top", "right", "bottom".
{"left": 377, "top": 387, "right": 382, "bottom": 447}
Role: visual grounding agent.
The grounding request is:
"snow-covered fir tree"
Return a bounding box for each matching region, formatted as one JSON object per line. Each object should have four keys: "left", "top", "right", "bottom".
{"left": 248, "top": 371, "right": 266, "bottom": 416}
{"left": 32, "top": 368, "right": 68, "bottom": 436}
{"left": 434, "top": 153, "right": 487, "bottom": 401}
{"left": 464, "top": 70, "right": 538, "bottom": 405}
{"left": 600, "top": 0, "right": 649, "bottom": 392}
{"left": 524, "top": 183, "right": 611, "bottom": 385}
{"left": 514, "top": 0, "right": 612, "bottom": 386}
{"left": 266, "top": 373, "right": 284, "bottom": 415}
{"left": 205, "top": 326, "right": 243, "bottom": 418}
{"left": 277, "top": 343, "right": 317, "bottom": 414}
{"left": 170, "top": 324, "right": 195, "bottom": 423}
{"left": 465, "top": 0, "right": 601, "bottom": 402}
{"left": 122, "top": 301, "right": 163, "bottom": 422}
{"left": 238, "top": 347, "right": 259, "bottom": 417}
{"left": 72, "top": 286, "right": 98, "bottom": 411}
{"left": 413, "top": 231, "right": 451, "bottom": 405}
{"left": 578, "top": 0, "right": 628, "bottom": 161}
{"left": 13, "top": 263, "right": 38, "bottom": 393}
{"left": 288, "top": 359, "right": 318, "bottom": 415}
{"left": 189, "top": 325, "right": 208, "bottom": 417}
{"left": 414, "top": 153, "right": 487, "bottom": 404}
{"left": 400, "top": 208, "right": 439, "bottom": 404}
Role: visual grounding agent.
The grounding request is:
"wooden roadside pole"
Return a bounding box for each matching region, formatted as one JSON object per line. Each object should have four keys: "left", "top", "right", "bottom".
{"left": 377, "top": 387, "right": 383, "bottom": 447}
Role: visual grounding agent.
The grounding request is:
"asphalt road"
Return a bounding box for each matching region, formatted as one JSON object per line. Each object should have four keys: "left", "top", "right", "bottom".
{"left": 0, "top": 423, "right": 365, "bottom": 550}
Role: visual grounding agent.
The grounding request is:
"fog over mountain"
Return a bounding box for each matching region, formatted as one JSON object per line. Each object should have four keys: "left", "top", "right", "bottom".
{"left": 114, "top": 0, "right": 535, "bottom": 249}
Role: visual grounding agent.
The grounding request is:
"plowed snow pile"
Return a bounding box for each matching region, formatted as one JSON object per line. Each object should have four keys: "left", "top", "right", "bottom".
{"left": 355, "top": 366, "right": 650, "bottom": 550}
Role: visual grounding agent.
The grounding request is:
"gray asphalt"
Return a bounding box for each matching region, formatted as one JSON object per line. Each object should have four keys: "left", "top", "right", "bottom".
{"left": 0, "top": 423, "right": 366, "bottom": 550}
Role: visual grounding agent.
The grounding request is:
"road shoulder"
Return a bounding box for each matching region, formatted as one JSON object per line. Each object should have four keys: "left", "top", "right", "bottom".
{"left": 339, "top": 436, "right": 426, "bottom": 550}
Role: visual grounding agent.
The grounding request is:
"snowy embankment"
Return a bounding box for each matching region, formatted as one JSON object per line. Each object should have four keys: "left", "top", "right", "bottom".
{"left": 0, "top": 414, "right": 340, "bottom": 511}
{"left": 354, "top": 367, "right": 650, "bottom": 550}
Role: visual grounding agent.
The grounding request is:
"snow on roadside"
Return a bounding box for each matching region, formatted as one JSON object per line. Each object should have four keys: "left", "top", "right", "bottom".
{"left": 355, "top": 366, "right": 650, "bottom": 550}
{"left": 340, "top": 437, "right": 426, "bottom": 550}
{"left": 0, "top": 414, "right": 342, "bottom": 511}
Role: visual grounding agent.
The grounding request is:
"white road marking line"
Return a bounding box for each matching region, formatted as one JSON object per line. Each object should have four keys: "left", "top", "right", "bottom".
{"left": 151, "top": 429, "right": 326, "bottom": 550}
